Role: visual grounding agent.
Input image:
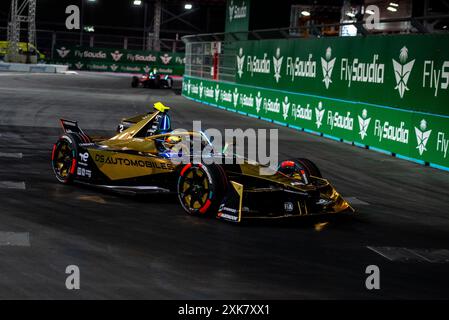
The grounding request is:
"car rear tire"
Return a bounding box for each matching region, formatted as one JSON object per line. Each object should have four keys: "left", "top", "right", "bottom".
{"left": 177, "top": 163, "right": 227, "bottom": 216}
{"left": 166, "top": 77, "right": 173, "bottom": 89}
{"left": 278, "top": 158, "right": 322, "bottom": 184}
{"left": 296, "top": 158, "right": 322, "bottom": 178}
{"left": 51, "top": 135, "right": 78, "bottom": 184}
{"left": 131, "top": 77, "right": 139, "bottom": 88}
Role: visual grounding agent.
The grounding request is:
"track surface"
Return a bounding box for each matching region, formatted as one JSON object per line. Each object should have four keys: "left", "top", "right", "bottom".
{"left": 1, "top": 72, "right": 449, "bottom": 299}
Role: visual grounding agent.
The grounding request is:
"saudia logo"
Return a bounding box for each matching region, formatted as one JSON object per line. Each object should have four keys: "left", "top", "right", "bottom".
{"left": 191, "top": 83, "right": 199, "bottom": 95}
{"left": 75, "top": 50, "right": 106, "bottom": 59}
{"left": 199, "top": 82, "right": 204, "bottom": 98}
{"left": 292, "top": 103, "right": 312, "bottom": 121}
{"left": 215, "top": 85, "right": 220, "bottom": 102}
{"left": 228, "top": 0, "right": 247, "bottom": 22}
{"left": 286, "top": 54, "right": 316, "bottom": 81}
{"left": 75, "top": 62, "right": 83, "bottom": 70}
{"left": 247, "top": 53, "right": 270, "bottom": 77}
{"left": 327, "top": 111, "right": 354, "bottom": 131}
{"left": 315, "top": 102, "right": 325, "bottom": 128}
{"left": 160, "top": 53, "right": 173, "bottom": 65}
{"left": 392, "top": 46, "right": 415, "bottom": 98}
{"left": 127, "top": 53, "right": 157, "bottom": 62}
{"left": 111, "top": 50, "right": 123, "bottom": 62}
{"left": 57, "top": 47, "right": 71, "bottom": 58}
{"left": 415, "top": 119, "right": 432, "bottom": 156}
{"left": 237, "top": 48, "right": 245, "bottom": 78}
{"left": 143, "top": 66, "right": 151, "bottom": 73}
{"left": 321, "top": 47, "right": 336, "bottom": 89}
{"left": 233, "top": 88, "right": 239, "bottom": 107}
{"left": 240, "top": 94, "right": 254, "bottom": 108}
{"left": 273, "top": 48, "right": 283, "bottom": 83}
{"left": 358, "top": 109, "right": 371, "bottom": 140}
{"left": 204, "top": 86, "right": 214, "bottom": 98}
{"left": 228, "top": 0, "right": 235, "bottom": 22}
{"left": 437, "top": 132, "right": 449, "bottom": 159}
{"left": 221, "top": 90, "right": 232, "bottom": 103}
{"left": 282, "top": 96, "right": 290, "bottom": 120}
{"left": 374, "top": 120, "right": 409, "bottom": 144}
{"left": 110, "top": 64, "right": 119, "bottom": 72}
{"left": 187, "top": 80, "right": 192, "bottom": 95}
{"left": 263, "top": 98, "right": 280, "bottom": 114}
{"left": 175, "top": 56, "right": 185, "bottom": 64}
{"left": 255, "top": 92, "right": 262, "bottom": 113}
{"left": 340, "top": 55, "right": 384, "bottom": 87}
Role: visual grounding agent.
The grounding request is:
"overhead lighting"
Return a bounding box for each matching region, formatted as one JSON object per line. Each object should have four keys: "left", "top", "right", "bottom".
{"left": 133, "top": 0, "right": 142, "bottom": 6}
{"left": 341, "top": 21, "right": 358, "bottom": 37}
{"left": 87, "top": 0, "right": 97, "bottom": 3}
{"left": 83, "top": 26, "right": 95, "bottom": 32}
{"left": 366, "top": 9, "right": 375, "bottom": 15}
{"left": 346, "top": 12, "right": 356, "bottom": 18}
{"left": 443, "top": 25, "right": 448, "bottom": 29}
{"left": 387, "top": 6, "right": 398, "bottom": 12}
{"left": 389, "top": 2, "right": 399, "bottom": 7}
{"left": 301, "top": 10, "right": 311, "bottom": 17}
{"left": 184, "top": 3, "right": 193, "bottom": 10}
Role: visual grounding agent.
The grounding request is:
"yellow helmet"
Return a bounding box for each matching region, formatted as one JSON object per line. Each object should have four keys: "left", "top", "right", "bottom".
{"left": 166, "top": 135, "right": 181, "bottom": 143}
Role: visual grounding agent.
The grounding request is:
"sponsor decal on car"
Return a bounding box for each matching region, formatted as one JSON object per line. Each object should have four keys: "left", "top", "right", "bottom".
{"left": 94, "top": 154, "right": 174, "bottom": 170}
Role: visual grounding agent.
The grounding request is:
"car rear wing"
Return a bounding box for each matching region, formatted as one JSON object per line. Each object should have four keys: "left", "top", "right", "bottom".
{"left": 59, "top": 119, "right": 92, "bottom": 143}
{"left": 59, "top": 119, "right": 84, "bottom": 134}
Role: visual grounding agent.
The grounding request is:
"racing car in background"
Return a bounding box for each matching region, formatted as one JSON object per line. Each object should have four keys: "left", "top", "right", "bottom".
{"left": 131, "top": 72, "right": 173, "bottom": 89}
{"left": 51, "top": 102, "right": 354, "bottom": 222}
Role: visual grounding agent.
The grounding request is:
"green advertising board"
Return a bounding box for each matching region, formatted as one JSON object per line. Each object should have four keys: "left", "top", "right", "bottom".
{"left": 225, "top": 0, "right": 250, "bottom": 33}
{"left": 235, "top": 34, "right": 449, "bottom": 116}
{"left": 225, "top": 0, "right": 250, "bottom": 40}
{"left": 182, "top": 76, "right": 449, "bottom": 170}
{"left": 51, "top": 46, "right": 185, "bottom": 75}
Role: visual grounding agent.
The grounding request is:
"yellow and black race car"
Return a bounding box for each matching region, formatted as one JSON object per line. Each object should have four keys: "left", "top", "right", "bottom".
{"left": 51, "top": 102, "right": 354, "bottom": 222}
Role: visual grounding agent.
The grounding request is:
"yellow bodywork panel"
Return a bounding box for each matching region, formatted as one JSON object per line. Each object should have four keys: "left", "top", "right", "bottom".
{"left": 98, "top": 138, "right": 158, "bottom": 154}
{"left": 110, "top": 111, "right": 158, "bottom": 141}
{"left": 230, "top": 181, "right": 244, "bottom": 222}
{"left": 88, "top": 149, "right": 175, "bottom": 180}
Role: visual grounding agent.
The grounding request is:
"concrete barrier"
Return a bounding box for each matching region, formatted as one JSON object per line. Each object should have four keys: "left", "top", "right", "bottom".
{"left": 0, "top": 62, "right": 69, "bottom": 74}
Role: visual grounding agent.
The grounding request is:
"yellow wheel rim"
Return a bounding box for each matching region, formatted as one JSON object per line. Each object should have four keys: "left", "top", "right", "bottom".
{"left": 180, "top": 167, "right": 210, "bottom": 210}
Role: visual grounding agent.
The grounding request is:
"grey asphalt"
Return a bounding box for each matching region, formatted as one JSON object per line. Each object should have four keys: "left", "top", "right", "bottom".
{"left": 0, "top": 71, "right": 448, "bottom": 299}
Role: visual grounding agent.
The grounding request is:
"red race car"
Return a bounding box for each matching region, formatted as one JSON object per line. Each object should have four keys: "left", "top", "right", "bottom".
{"left": 131, "top": 72, "right": 173, "bottom": 89}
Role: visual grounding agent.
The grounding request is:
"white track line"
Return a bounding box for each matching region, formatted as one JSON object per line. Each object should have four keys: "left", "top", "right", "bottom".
{"left": 0, "top": 232, "right": 30, "bottom": 246}
{"left": 0, "top": 152, "right": 23, "bottom": 159}
{"left": 367, "top": 246, "right": 449, "bottom": 263}
{"left": 367, "top": 246, "right": 394, "bottom": 261}
{"left": 0, "top": 181, "right": 26, "bottom": 190}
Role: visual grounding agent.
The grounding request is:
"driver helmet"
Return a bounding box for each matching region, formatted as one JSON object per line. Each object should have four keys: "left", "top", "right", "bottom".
{"left": 163, "top": 135, "right": 182, "bottom": 149}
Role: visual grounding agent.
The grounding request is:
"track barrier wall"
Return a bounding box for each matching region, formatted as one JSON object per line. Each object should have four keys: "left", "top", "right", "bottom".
{"left": 50, "top": 46, "right": 185, "bottom": 75}
{"left": 182, "top": 34, "right": 449, "bottom": 170}
{"left": 0, "top": 62, "right": 68, "bottom": 73}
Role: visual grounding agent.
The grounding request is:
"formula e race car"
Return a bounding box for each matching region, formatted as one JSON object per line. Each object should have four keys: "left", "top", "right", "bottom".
{"left": 131, "top": 72, "right": 173, "bottom": 89}
{"left": 51, "top": 102, "right": 354, "bottom": 222}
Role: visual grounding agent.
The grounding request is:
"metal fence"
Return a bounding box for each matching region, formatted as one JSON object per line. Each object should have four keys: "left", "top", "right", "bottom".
{"left": 185, "top": 41, "right": 237, "bottom": 82}
{"left": 0, "top": 26, "right": 185, "bottom": 60}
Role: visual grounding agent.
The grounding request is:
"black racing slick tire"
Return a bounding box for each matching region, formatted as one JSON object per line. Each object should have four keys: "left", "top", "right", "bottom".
{"left": 166, "top": 77, "right": 173, "bottom": 89}
{"left": 177, "top": 163, "right": 227, "bottom": 216}
{"left": 131, "top": 77, "right": 139, "bottom": 88}
{"left": 278, "top": 158, "right": 322, "bottom": 185}
{"left": 51, "top": 134, "right": 79, "bottom": 184}
{"left": 296, "top": 158, "right": 322, "bottom": 178}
